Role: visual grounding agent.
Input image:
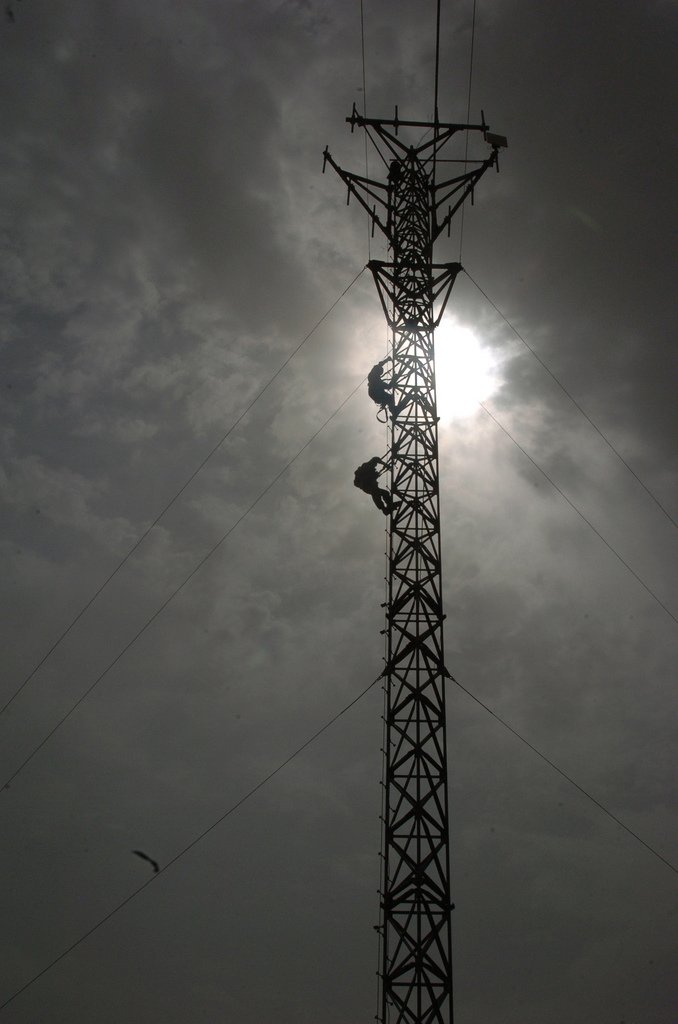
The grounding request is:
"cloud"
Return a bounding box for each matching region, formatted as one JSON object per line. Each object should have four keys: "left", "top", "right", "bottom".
{"left": 1, "top": 2, "right": 677, "bottom": 1022}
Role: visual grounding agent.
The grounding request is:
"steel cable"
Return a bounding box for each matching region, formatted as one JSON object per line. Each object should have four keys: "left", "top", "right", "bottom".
{"left": 3, "top": 665, "right": 675, "bottom": 1014}
{"left": 0, "top": 672, "right": 383, "bottom": 1013}
{"left": 464, "top": 268, "right": 678, "bottom": 533}
{"left": 1, "top": 375, "right": 367, "bottom": 792}
{"left": 0, "top": 268, "right": 366, "bottom": 721}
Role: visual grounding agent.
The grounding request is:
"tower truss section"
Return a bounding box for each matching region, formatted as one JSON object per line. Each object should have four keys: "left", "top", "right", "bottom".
{"left": 324, "top": 107, "right": 505, "bottom": 1024}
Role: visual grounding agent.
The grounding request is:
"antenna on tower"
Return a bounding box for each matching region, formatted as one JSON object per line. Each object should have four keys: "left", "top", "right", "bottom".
{"left": 324, "top": 13, "right": 505, "bottom": 1023}
{"left": 434, "top": 0, "right": 442, "bottom": 129}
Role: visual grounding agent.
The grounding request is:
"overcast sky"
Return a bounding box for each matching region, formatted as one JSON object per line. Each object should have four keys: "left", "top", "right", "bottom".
{"left": 1, "top": 1, "right": 677, "bottom": 1022}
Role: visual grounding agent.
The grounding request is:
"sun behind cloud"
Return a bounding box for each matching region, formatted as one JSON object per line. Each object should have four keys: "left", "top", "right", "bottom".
{"left": 434, "top": 318, "right": 501, "bottom": 422}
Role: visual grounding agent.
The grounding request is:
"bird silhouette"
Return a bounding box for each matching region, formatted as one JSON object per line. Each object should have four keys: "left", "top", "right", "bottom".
{"left": 132, "top": 850, "right": 160, "bottom": 873}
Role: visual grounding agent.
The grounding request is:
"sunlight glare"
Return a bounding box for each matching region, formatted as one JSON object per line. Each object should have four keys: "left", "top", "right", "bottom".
{"left": 434, "top": 318, "right": 500, "bottom": 422}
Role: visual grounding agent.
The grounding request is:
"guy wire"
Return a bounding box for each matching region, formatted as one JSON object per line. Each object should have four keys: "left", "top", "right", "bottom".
{"left": 458, "top": 0, "right": 477, "bottom": 261}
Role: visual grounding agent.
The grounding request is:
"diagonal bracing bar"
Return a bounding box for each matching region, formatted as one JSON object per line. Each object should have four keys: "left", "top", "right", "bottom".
{"left": 325, "top": 109, "right": 504, "bottom": 1024}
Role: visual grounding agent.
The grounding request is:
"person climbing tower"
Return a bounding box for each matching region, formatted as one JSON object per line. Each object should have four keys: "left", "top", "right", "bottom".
{"left": 367, "top": 358, "right": 397, "bottom": 419}
{"left": 353, "top": 456, "right": 393, "bottom": 515}
{"left": 387, "top": 159, "right": 402, "bottom": 187}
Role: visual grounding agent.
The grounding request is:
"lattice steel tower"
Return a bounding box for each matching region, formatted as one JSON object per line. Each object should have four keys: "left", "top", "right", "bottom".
{"left": 324, "top": 108, "right": 505, "bottom": 1024}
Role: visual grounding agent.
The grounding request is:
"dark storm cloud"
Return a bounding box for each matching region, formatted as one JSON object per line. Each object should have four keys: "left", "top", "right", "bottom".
{"left": 1, "top": 1, "right": 677, "bottom": 1023}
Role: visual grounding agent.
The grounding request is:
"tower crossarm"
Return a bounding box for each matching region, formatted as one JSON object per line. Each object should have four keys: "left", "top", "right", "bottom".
{"left": 432, "top": 150, "right": 500, "bottom": 241}
{"left": 346, "top": 103, "right": 489, "bottom": 157}
{"left": 322, "top": 148, "right": 390, "bottom": 240}
{"left": 368, "top": 261, "right": 463, "bottom": 329}
{"left": 324, "top": 125, "right": 505, "bottom": 249}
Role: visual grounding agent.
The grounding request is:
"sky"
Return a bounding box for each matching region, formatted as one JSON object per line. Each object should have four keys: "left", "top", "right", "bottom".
{"left": 1, "top": 1, "right": 677, "bottom": 1022}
